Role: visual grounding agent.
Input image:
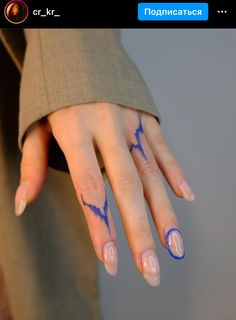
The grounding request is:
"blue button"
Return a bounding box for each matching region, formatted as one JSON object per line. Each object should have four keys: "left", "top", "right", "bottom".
{"left": 138, "top": 3, "right": 208, "bottom": 21}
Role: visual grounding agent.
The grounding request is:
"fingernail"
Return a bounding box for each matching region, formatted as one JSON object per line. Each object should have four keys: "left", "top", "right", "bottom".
{"left": 15, "top": 182, "right": 29, "bottom": 216}
{"left": 165, "top": 228, "right": 185, "bottom": 260}
{"left": 103, "top": 241, "right": 118, "bottom": 276}
{"left": 178, "top": 181, "right": 195, "bottom": 201}
{"left": 141, "top": 249, "right": 160, "bottom": 287}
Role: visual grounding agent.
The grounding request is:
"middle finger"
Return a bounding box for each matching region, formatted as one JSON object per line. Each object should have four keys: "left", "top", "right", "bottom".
{"left": 95, "top": 117, "right": 161, "bottom": 286}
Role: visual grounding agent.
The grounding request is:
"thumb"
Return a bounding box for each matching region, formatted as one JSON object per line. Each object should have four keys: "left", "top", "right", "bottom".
{"left": 15, "top": 120, "right": 51, "bottom": 216}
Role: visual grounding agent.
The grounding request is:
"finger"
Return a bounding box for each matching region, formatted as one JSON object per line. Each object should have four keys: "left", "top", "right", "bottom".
{"left": 51, "top": 124, "right": 118, "bottom": 276}
{"left": 95, "top": 121, "right": 160, "bottom": 287}
{"left": 15, "top": 121, "right": 51, "bottom": 216}
{"left": 143, "top": 114, "right": 195, "bottom": 201}
{"left": 127, "top": 113, "right": 184, "bottom": 259}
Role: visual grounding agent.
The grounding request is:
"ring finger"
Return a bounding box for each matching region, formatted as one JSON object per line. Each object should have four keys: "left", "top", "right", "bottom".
{"left": 127, "top": 112, "right": 185, "bottom": 260}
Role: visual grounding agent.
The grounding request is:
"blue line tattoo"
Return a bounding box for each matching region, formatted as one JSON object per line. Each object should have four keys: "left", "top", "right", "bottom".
{"left": 80, "top": 190, "right": 111, "bottom": 236}
{"left": 129, "top": 112, "right": 148, "bottom": 160}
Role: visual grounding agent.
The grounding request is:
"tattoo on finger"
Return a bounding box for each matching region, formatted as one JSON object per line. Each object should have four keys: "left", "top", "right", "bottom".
{"left": 129, "top": 112, "right": 148, "bottom": 161}
{"left": 80, "top": 190, "right": 111, "bottom": 236}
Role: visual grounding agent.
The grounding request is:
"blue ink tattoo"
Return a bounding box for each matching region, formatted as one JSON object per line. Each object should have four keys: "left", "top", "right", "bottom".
{"left": 129, "top": 112, "right": 148, "bottom": 160}
{"left": 80, "top": 190, "right": 111, "bottom": 236}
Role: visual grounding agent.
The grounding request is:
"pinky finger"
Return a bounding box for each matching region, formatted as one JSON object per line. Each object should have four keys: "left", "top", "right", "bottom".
{"left": 143, "top": 115, "right": 196, "bottom": 201}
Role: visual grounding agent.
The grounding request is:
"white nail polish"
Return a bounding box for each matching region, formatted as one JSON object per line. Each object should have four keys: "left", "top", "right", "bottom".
{"left": 141, "top": 249, "right": 160, "bottom": 287}
{"left": 103, "top": 241, "right": 118, "bottom": 276}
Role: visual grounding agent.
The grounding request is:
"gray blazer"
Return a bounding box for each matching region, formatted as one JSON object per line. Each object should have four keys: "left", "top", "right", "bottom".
{"left": 0, "top": 29, "right": 161, "bottom": 177}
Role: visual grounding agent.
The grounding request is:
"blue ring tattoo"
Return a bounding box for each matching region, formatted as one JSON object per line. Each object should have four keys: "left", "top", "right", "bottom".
{"left": 80, "top": 190, "right": 111, "bottom": 236}
{"left": 129, "top": 112, "right": 148, "bottom": 161}
{"left": 165, "top": 227, "right": 185, "bottom": 260}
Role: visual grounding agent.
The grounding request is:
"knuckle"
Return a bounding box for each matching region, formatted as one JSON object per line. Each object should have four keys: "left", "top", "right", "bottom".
{"left": 139, "top": 159, "right": 161, "bottom": 179}
{"left": 130, "top": 218, "right": 151, "bottom": 240}
{"left": 67, "top": 141, "right": 88, "bottom": 157}
{"left": 114, "top": 172, "right": 143, "bottom": 197}
{"left": 21, "top": 155, "right": 38, "bottom": 170}
{"left": 152, "top": 131, "right": 166, "bottom": 149}
{"left": 156, "top": 138, "right": 166, "bottom": 151}
{"left": 168, "top": 158, "right": 182, "bottom": 173}
{"left": 77, "top": 171, "right": 105, "bottom": 193}
{"left": 96, "top": 103, "right": 114, "bottom": 120}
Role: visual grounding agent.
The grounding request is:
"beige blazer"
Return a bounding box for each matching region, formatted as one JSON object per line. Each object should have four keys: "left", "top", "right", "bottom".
{"left": 0, "top": 29, "right": 160, "bottom": 177}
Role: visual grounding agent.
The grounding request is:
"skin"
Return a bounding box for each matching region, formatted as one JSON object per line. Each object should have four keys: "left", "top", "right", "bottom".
{"left": 11, "top": 4, "right": 19, "bottom": 15}
{"left": 15, "top": 102, "right": 195, "bottom": 282}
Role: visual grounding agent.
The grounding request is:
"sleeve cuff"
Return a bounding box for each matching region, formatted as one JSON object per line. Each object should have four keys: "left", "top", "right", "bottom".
{"left": 19, "top": 29, "right": 161, "bottom": 174}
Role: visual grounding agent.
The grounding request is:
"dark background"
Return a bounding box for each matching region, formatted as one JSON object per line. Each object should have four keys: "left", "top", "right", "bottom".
{"left": 0, "top": 0, "right": 235, "bottom": 28}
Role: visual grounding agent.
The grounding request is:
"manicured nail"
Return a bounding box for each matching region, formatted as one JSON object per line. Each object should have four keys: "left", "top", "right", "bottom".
{"left": 15, "top": 182, "right": 29, "bottom": 216}
{"left": 178, "top": 181, "right": 195, "bottom": 201}
{"left": 103, "top": 241, "right": 118, "bottom": 276}
{"left": 165, "top": 228, "right": 185, "bottom": 259}
{"left": 141, "top": 249, "right": 160, "bottom": 287}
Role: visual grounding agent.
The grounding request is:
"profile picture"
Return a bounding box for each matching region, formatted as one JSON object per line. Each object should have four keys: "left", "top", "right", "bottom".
{"left": 4, "top": 0, "right": 28, "bottom": 24}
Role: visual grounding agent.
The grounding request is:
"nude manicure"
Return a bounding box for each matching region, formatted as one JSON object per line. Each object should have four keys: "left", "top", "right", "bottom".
{"left": 103, "top": 241, "right": 118, "bottom": 276}
{"left": 15, "top": 182, "right": 29, "bottom": 216}
{"left": 165, "top": 228, "right": 185, "bottom": 259}
{"left": 141, "top": 249, "right": 160, "bottom": 287}
{"left": 179, "top": 181, "right": 195, "bottom": 201}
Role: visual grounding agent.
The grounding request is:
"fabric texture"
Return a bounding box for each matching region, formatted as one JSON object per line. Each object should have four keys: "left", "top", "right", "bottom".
{"left": 1, "top": 29, "right": 161, "bottom": 175}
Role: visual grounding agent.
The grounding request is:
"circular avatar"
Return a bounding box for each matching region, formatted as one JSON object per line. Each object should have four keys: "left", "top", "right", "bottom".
{"left": 4, "top": 0, "right": 28, "bottom": 24}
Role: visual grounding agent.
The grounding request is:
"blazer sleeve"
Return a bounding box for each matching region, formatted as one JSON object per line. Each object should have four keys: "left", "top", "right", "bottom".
{"left": 19, "top": 29, "right": 161, "bottom": 174}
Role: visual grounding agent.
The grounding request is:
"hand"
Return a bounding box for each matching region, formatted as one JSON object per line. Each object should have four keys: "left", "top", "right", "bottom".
{"left": 15, "top": 103, "right": 195, "bottom": 287}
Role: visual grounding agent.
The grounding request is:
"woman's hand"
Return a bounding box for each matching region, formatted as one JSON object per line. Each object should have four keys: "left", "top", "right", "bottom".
{"left": 14, "top": 103, "right": 195, "bottom": 287}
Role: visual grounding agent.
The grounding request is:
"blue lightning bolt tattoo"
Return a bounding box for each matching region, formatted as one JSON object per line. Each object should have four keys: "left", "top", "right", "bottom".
{"left": 129, "top": 112, "right": 148, "bottom": 160}
{"left": 80, "top": 190, "right": 111, "bottom": 236}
